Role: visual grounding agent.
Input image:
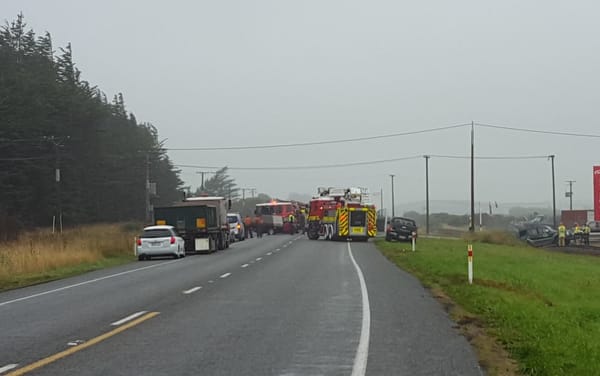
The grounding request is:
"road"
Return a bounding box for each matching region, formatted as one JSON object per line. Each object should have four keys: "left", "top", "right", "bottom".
{"left": 0, "top": 235, "right": 482, "bottom": 375}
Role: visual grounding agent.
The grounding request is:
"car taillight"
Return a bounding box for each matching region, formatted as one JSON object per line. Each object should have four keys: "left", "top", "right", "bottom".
{"left": 136, "top": 238, "right": 142, "bottom": 246}
{"left": 170, "top": 236, "right": 176, "bottom": 244}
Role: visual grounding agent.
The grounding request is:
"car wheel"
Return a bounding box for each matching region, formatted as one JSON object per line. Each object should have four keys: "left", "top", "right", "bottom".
{"left": 138, "top": 255, "right": 144, "bottom": 261}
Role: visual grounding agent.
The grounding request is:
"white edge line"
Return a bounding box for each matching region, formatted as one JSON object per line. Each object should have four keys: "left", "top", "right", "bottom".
{"left": 266, "top": 252, "right": 272, "bottom": 255}
{"left": 0, "top": 364, "right": 18, "bottom": 373}
{"left": 0, "top": 259, "right": 180, "bottom": 307}
{"left": 348, "top": 242, "right": 371, "bottom": 376}
{"left": 255, "top": 257, "right": 262, "bottom": 261}
{"left": 282, "top": 245, "right": 287, "bottom": 248}
{"left": 241, "top": 264, "right": 249, "bottom": 268}
{"left": 183, "top": 286, "right": 202, "bottom": 294}
{"left": 111, "top": 311, "right": 148, "bottom": 326}
{"left": 220, "top": 272, "right": 231, "bottom": 279}
{"left": 276, "top": 248, "right": 281, "bottom": 251}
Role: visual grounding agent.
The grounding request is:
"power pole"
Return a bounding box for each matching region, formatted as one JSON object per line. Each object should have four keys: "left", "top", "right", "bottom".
{"left": 45, "top": 136, "right": 66, "bottom": 233}
{"left": 145, "top": 153, "right": 151, "bottom": 224}
{"left": 380, "top": 187, "right": 384, "bottom": 217}
{"left": 549, "top": 155, "right": 556, "bottom": 227}
{"left": 470, "top": 121, "right": 475, "bottom": 232}
{"left": 390, "top": 174, "right": 396, "bottom": 217}
{"left": 566, "top": 180, "right": 576, "bottom": 210}
{"left": 424, "top": 155, "right": 430, "bottom": 235}
{"left": 196, "top": 171, "right": 216, "bottom": 193}
{"left": 54, "top": 139, "right": 63, "bottom": 233}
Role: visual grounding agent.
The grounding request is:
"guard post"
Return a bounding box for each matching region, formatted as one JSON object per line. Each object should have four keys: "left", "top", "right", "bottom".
{"left": 468, "top": 244, "right": 473, "bottom": 284}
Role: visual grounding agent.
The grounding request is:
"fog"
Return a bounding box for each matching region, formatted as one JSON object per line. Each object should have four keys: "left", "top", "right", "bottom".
{"left": 3, "top": 0, "right": 599, "bottom": 213}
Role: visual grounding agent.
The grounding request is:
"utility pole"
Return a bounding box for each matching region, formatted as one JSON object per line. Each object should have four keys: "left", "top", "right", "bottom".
{"left": 54, "top": 138, "right": 62, "bottom": 233}
{"left": 380, "top": 187, "right": 384, "bottom": 217}
{"left": 424, "top": 155, "right": 430, "bottom": 235}
{"left": 549, "top": 155, "right": 556, "bottom": 227}
{"left": 240, "top": 188, "right": 256, "bottom": 214}
{"left": 145, "top": 153, "right": 151, "bottom": 224}
{"left": 45, "top": 136, "right": 66, "bottom": 233}
{"left": 566, "top": 180, "right": 576, "bottom": 210}
{"left": 390, "top": 174, "right": 396, "bottom": 217}
{"left": 196, "top": 171, "right": 215, "bottom": 193}
{"left": 470, "top": 121, "right": 475, "bottom": 232}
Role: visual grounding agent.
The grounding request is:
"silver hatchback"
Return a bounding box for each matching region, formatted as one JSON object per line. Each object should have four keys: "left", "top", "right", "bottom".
{"left": 136, "top": 225, "right": 185, "bottom": 260}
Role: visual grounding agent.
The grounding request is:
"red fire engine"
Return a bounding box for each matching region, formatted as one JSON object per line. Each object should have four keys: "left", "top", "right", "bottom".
{"left": 307, "top": 187, "right": 377, "bottom": 241}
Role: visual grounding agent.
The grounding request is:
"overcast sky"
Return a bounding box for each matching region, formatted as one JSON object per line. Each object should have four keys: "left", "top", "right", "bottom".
{"left": 3, "top": 1, "right": 600, "bottom": 214}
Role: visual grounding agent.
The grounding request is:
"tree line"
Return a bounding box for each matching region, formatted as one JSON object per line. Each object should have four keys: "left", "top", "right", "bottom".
{"left": 0, "top": 14, "right": 183, "bottom": 235}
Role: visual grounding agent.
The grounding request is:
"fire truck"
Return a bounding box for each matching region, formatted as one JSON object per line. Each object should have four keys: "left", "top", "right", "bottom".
{"left": 255, "top": 200, "right": 299, "bottom": 234}
{"left": 307, "top": 187, "right": 377, "bottom": 241}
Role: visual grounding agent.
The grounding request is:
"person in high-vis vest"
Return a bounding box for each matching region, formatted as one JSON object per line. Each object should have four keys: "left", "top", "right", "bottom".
{"left": 244, "top": 215, "right": 254, "bottom": 238}
{"left": 574, "top": 223, "right": 582, "bottom": 245}
{"left": 558, "top": 222, "right": 566, "bottom": 247}
{"left": 583, "top": 223, "right": 591, "bottom": 246}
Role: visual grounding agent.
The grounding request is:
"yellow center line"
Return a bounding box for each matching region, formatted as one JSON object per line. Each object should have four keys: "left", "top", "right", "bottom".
{"left": 8, "top": 311, "right": 160, "bottom": 376}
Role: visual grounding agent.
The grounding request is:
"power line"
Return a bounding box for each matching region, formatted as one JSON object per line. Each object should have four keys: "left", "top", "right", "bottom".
{"left": 0, "top": 156, "right": 51, "bottom": 161}
{"left": 174, "top": 153, "right": 550, "bottom": 171}
{"left": 429, "top": 154, "right": 550, "bottom": 160}
{"left": 475, "top": 122, "right": 600, "bottom": 138}
{"left": 166, "top": 123, "right": 470, "bottom": 151}
{"left": 175, "top": 155, "right": 423, "bottom": 171}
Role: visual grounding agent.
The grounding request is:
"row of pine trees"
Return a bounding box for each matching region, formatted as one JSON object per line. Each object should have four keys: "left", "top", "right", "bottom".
{"left": 0, "top": 14, "right": 183, "bottom": 233}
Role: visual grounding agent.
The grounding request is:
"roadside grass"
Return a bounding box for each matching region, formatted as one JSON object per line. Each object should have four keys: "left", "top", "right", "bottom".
{"left": 0, "top": 224, "right": 138, "bottom": 291}
{"left": 376, "top": 236, "right": 600, "bottom": 376}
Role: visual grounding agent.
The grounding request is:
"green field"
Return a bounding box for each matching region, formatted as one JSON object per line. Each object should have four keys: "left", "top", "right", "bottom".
{"left": 376, "top": 236, "right": 600, "bottom": 376}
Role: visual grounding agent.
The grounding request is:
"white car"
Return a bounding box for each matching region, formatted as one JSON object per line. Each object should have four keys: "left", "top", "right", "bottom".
{"left": 227, "top": 213, "right": 245, "bottom": 241}
{"left": 136, "top": 225, "right": 185, "bottom": 260}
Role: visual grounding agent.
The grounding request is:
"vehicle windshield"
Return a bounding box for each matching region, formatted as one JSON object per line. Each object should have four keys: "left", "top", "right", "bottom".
{"left": 141, "top": 229, "right": 171, "bottom": 238}
{"left": 227, "top": 216, "right": 238, "bottom": 224}
{"left": 393, "top": 218, "right": 416, "bottom": 226}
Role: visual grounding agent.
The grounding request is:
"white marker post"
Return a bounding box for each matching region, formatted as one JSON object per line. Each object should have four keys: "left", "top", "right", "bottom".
{"left": 411, "top": 231, "right": 416, "bottom": 252}
{"left": 467, "top": 244, "right": 473, "bottom": 284}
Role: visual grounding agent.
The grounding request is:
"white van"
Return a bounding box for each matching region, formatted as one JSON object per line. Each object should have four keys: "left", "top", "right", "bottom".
{"left": 227, "top": 213, "right": 245, "bottom": 241}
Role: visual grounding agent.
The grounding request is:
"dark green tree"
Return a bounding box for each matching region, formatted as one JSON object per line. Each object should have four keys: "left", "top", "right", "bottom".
{"left": 0, "top": 14, "right": 183, "bottom": 234}
{"left": 196, "top": 167, "right": 239, "bottom": 199}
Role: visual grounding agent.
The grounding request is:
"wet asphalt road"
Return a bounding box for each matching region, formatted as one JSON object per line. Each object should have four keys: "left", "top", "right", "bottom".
{"left": 0, "top": 234, "right": 482, "bottom": 375}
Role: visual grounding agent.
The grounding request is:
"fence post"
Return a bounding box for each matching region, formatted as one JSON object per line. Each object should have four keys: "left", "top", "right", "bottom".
{"left": 468, "top": 244, "right": 473, "bottom": 284}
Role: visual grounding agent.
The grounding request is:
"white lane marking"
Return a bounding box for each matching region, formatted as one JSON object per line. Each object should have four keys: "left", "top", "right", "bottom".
{"left": 183, "top": 286, "right": 202, "bottom": 294}
{"left": 348, "top": 242, "right": 371, "bottom": 376}
{"left": 255, "top": 257, "right": 262, "bottom": 261}
{"left": 67, "top": 340, "right": 85, "bottom": 346}
{"left": 275, "top": 248, "right": 281, "bottom": 251}
{"left": 241, "top": 264, "right": 249, "bottom": 268}
{"left": 0, "top": 364, "right": 18, "bottom": 373}
{"left": 0, "top": 260, "right": 180, "bottom": 307}
{"left": 288, "top": 241, "right": 293, "bottom": 244}
{"left": 220, "top": 273, "right": 231, "bottom": 279}
{"left": 266, "top": 252, "right": 273, "bottom": 256}
{"left": 282, "top": 245, "right": 287, "bottom": 248}
{"left": 111, "top": 311, "right": 148, "bottom": 326}
{"left": 208, "top": 280, "right": 214, "bottom": 284}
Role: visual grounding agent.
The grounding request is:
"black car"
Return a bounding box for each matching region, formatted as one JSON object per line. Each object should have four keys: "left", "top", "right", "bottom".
{"left": 385, "top": 217, "right": 418, "bottom": 242}
{"left": 512, "top": 223, "right": 572, "bottom": 247}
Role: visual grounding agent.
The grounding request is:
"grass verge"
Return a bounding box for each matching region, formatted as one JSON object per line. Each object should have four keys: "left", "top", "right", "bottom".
{"left": 0, "top": 224, "right": 138, "bottom": 291}
{"left": 376, "top": 237, "right": 600, "bottom": 376}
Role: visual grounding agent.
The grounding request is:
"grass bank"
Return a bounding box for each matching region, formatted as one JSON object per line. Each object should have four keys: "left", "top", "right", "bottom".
{"left": 0, "top": 223, "right": 138, "bottom": 291}
{"left": 376, "top": 236, "right": 600, "bottom": 376}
